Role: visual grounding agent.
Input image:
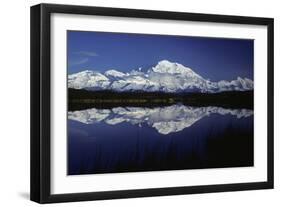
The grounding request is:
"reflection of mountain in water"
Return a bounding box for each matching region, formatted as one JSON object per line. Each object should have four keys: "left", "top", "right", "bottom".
{"left": 68, "top": 104, "right": 253, "bottom": 135}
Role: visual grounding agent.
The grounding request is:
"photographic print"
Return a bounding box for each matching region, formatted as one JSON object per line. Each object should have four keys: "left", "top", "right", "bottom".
{"left": 31, "top": 4, "right": 273, "bottom": 203}
{"left": 67, "top": 31, "right": 254, "bottom": 175}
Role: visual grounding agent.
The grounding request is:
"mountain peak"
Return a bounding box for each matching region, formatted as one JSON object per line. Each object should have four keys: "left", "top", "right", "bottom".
{"left": 72, "top": 70, "right": 93, "bottom": 76}
{"left": 237, "top": 76, "right": 243, "bottom": 81}
{"left": 152, "top": 60, "right": 198, "bottom": 76}
{"left": 105, "top": 69, "right": 126, "bottom": 78}
{"left": 154, "top": 60, "right": 181, "bottom": 71}
{"left": 157, "top": 60, "right": 175, "bottom": 66}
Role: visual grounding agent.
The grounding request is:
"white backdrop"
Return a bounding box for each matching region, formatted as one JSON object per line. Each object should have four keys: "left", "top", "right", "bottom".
{"left": 0, "top": 0, "right": 279, "bottom": 206}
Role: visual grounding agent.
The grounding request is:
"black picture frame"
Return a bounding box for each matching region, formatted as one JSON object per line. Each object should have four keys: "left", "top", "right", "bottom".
{"left": 30, "top": 3, "right": 274, "bottom": 203}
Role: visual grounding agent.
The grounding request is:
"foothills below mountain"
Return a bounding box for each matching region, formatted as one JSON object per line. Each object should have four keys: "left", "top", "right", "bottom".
{"left": 68, "top": 60, "right": 253, "bottom": 93}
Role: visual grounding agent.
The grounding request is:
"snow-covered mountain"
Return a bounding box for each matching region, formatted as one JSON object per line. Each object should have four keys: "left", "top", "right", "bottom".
{"left": 68, "top": 104, "right": 253, "bottom": 135}
{"left": 68, "top": 60, "right": 253, "bottom": 93}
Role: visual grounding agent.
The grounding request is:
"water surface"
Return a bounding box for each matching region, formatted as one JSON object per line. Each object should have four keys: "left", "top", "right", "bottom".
{"left": 67, "top": 104, "right": 253, "bottom": 175}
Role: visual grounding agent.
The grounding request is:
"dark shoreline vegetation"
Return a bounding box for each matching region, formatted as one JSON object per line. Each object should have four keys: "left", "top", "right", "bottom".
{"left": 68, "top": 88, "right": 253, "bottom": 111}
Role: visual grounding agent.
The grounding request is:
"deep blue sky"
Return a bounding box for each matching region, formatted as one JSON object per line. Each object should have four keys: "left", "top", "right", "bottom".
{"left": 67, "top": 31, "right": 253, "bottom": 81}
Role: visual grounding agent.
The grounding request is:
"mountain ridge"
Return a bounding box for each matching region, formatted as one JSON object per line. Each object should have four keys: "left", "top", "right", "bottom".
{"left": 68, "top": 60, "right": 253, "bottom": 93}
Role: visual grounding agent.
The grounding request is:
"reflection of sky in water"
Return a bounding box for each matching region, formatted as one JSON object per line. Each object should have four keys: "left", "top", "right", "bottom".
{"left": 68, "top": 105, "right": 253, "bottom": 175}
